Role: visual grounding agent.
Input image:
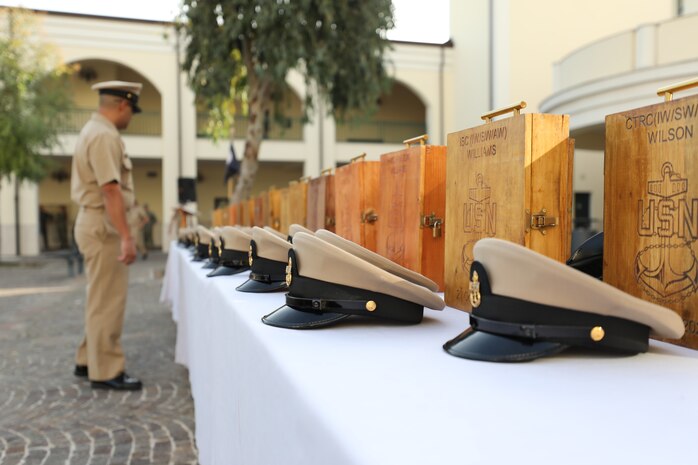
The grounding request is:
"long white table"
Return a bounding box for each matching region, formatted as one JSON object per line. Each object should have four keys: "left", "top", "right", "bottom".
{"left": 161, "top": 243, "right": 698, "bottom": 465}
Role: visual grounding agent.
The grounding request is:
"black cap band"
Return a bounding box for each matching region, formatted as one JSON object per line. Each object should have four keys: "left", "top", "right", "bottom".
{"left": 466, "top": 261, "right": 650, "bottom": 354}
{"left": 98, "top": 88, "right": 141, "bottom": 113}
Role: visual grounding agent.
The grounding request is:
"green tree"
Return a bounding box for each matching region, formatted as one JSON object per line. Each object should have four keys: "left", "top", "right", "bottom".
{"left": 178, "top": 0, "right": 394, "bottom": 202}
{"left": 0, "top": 8, "right": 73, "bottom": 183}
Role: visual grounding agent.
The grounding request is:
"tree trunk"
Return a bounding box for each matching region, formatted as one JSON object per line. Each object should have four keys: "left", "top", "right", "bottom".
{"left": 231, "top": 69, "right": 271, "bottom": 203}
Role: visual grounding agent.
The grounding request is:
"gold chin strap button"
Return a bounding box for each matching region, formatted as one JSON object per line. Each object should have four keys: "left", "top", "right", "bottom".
{"left": 469, "top": 271, "right": 481, "bottom": 308}
{"left": 590, "top": 326, "right": 605, "bottom": 342}
{"left": 366, "top": 301, "right": 377, "bottom": 312}
{"left": 285, "top": 257, "right": 293, "bottom": 287}
{"left": 248, "top": 245, "right": 253, "bottom": 266}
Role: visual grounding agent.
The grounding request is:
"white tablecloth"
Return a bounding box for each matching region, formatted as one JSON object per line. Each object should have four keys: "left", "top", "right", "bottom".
{"left": 161, "top": 243, "right": 698, "bottom": 465}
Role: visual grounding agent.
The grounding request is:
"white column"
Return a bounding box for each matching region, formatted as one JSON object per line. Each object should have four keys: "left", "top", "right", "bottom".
{"left": 303, "top": 111, "right": 320, "bottom": 177}
{"left": 322, "top": 110, "right": 337, "bottom": 170}
{"left": 492, "top": 0, "right": 511, "bottom": 109}
{"left": 160, "top": 40, "right": 198, "bottom": 251}
{"left": 19, "top": 180, "right": 39, "bottom": 256}
{"left": 0, "top": 176, "right": 16, "bottom": 256}
{"left": 635, "top": 23, "right": 657, "bottom": 69}
{"left": 448, "top": 0, "right": 492, "bottom": 131}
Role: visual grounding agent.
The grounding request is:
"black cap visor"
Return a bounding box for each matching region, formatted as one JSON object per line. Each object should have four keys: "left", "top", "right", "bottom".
{"left": 443, "top": 327, "right": 568, "bottom": 362}
{"left": 236, "top": 253, "right": 288, "bottom": 293}
{"left": 207, "top": 265, "right": 249, "bottom": 277}
{"left": 236, "top": 278, "right": 287, "bottom": 293}
{"left": 202, "top": 260, "right": 218, "bottom": 270}
{"left": 262, "top": 305, "right": 350, "bottom": 329}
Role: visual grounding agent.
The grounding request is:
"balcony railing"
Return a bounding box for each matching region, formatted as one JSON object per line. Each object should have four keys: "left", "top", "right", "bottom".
{"left": 197, "top": 114, "right": 304, "bottom": 141}
{"left": 59, "top": 108, "right": 162, "bottom": 136}
{"left": 336, "top": 120, "right": 427, "bottom": 144}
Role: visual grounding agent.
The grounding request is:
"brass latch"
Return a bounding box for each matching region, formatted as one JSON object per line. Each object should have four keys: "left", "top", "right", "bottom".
{"left": 421, "top": 213, "right": 443, "bottom": 238}
{"left": 361, "top": 209, "right": 378, "bottom": 224}
{"left": 526, "top": 208, "right": 557, "bottom": 235}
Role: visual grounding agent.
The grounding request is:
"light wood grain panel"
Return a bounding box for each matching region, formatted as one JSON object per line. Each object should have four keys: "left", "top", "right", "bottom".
{"left": 605, "top": 93, "right": 698, "bottom": 348}
{"left": 445, "top": 113, "right": 572, "bottom": 311}
{"left": 377, "top": 146, "right": 423, "bottom": 268}
{"left": 268, "top": 188, "right": 281, "bottom": 231}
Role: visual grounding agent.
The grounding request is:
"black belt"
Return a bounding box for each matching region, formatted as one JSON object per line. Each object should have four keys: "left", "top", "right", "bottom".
{"left": 285, "top": 295, "right": 370, "bottom": 314}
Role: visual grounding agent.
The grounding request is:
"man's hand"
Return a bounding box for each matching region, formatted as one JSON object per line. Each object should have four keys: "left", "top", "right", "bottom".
{"left": 119, "top": 236, "right": 137, "bottom": 265}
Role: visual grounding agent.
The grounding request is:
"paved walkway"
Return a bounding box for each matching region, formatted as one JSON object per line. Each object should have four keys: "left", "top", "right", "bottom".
{"left": 0, "top": 251, "right": 198, "bottom": 464}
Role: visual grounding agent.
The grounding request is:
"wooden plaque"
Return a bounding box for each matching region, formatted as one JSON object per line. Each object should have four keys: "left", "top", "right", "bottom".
{"left": 278, "top": 187, "right": 291, "bottom": 235}
{"left": 605, "top": 85, "right": 698, "bottom": 349}
{"left": 240, "top": 200, "right": 253, "bottom": 227}
{"left": 334, "top": 157, "right": 381, "bottom": 251}
{"left": 268, "top": 187, "right": 282, "bottom": 231}
{"left": 445, "top": 106, "right": 573, "bottom": 311}
{"left": 307, "top": 173, "right": 336, "bottom": 232}
{"left": 288, "top": 179, "right": 309, "bottom": 227}
{"left": 254, "top": 192, "right": 268, "bottom": 227}
{"left": 228, "top": 203, "right": 241, "bottom": 226}
{"left": 377, "top": 140, "right": 447, "bottom": 289}
{"left": 211, "top": 208, "right": 224, "bottom": 227}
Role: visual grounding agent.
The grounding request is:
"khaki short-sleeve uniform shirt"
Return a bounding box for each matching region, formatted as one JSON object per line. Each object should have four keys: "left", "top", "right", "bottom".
{"left": 71, "top": 113, "right": 135, "bottom": 211}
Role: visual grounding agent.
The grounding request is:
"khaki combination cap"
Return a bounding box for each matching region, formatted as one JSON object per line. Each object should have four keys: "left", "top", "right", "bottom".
{"left": 207, "top": 226, "right": 252, "bottom": 278}
{"left": 92, "top": 80, "right": 143, "bottom": 113}
{"left": 288, "top": 224, "right": 314, "bottom": 242}
{"left": 263, "top": 226, "right": 287, "bottom": 240}
{"left": 444, "top": 238, "right": 685, "bottom": 363}
{"left": 315, "top": 229, "right": 438, "bottom": 292}
{"left": 196, "top": 225, "right": 216, "bottom": 245}
{"left": 262, "top": 232, "right": 445, "bottom": 329}
{"left": 236, "top": 226, "right": 292, "bottom": 293}
{"left": 220, "top": 226, "right": 252, "bottom": 252}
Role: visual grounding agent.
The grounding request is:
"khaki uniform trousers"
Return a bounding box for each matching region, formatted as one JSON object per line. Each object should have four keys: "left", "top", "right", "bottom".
{"left": 74, "top": 208, "right": 129, "bottom": 381}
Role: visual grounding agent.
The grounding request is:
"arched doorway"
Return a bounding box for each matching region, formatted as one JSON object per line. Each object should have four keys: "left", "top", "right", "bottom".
{"left": 335, "top": 80, "right": 427, "bottom": 143}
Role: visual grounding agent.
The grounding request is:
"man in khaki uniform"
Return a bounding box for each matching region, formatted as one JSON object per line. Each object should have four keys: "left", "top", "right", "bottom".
{"left": 71, "top": 80, "right": 143, "bottom": 390}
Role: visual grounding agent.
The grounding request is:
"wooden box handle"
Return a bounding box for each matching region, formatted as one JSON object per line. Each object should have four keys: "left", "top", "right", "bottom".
{"left": 403, "top": 134, "right": 428, "bottom": 147}
{"left": 350, "top": 153, "right": 367, "bottom": 163}
{"left": 657, "top": 77, "right": 698, "bottom": 102}
{"left": 481, "top": 101, "right": 527, "bottom": 123}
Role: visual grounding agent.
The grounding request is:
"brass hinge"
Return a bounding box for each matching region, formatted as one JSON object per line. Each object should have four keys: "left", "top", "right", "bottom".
{"left": 526, "top": 208, "right": 557, "bottom": 235}
{"left": 325, "top": 216, "right": 336, "bottom": 227}
{"left": 420, "top": 213, "right": 443, "bottom": 238}
{"left": 361, "top": 209, "right": 378, "bottom": 224}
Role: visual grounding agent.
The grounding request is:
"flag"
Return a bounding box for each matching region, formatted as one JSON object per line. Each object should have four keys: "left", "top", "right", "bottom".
{"left": 224, "top": 143, "right": 240, "bottom": 183}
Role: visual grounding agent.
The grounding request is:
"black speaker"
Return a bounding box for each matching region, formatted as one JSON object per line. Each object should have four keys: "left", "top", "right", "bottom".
{"left": 178, "top": 177, "right": 197, "bottom": 203}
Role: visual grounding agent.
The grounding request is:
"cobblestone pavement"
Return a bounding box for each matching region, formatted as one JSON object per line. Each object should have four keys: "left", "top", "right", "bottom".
{"left": 0, "top": 252, "right": 198, "bottom": 465}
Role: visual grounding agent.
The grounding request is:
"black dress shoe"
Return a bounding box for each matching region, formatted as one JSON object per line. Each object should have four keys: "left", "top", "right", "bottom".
{"left": 91, "top": 373, "right": 143, "bottom": 391}
{"left": 74, "top": 365, "right": 88, "bottom": 377}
